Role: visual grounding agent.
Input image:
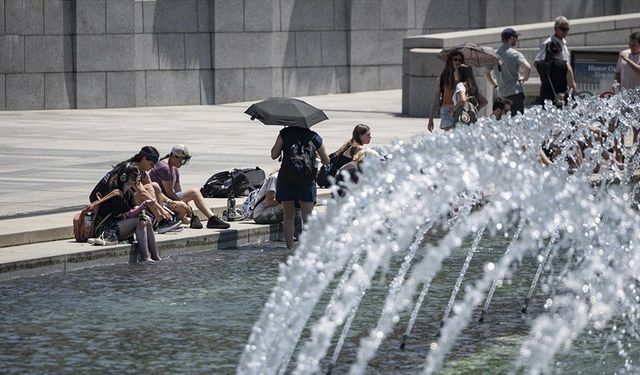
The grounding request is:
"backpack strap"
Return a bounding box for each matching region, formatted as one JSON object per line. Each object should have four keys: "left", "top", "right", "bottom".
{"left": 93, "top": 188, "right": 122, "bottom": 205}
{"left": 251, "top": 194, "right": 267, "bottom": 211}
{"left": 439, "top": 75, "right": 445, "bottom": 106}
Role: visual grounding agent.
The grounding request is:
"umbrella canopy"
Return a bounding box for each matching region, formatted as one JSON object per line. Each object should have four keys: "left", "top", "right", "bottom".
{"left": 437, "top": 42, "right": 501, "bottom": 68}
{"left": 245, "top": 97, "right": 328, "bottom": 128}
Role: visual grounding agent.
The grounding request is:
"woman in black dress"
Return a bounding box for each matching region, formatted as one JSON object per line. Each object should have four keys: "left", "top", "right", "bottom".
{"left": 271, "top": 126, "right": 330, "bottom": 248}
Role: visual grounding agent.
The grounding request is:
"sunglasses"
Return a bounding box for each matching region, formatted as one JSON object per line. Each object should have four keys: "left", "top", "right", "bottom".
{"left": 178, "top": 156, "right": 191, "bottom": 165}
{"left": 452, "top": 58, "right": 464, "bottom": 62}
{"left": 558, "top": 26, "right": 570, "bottom": 32}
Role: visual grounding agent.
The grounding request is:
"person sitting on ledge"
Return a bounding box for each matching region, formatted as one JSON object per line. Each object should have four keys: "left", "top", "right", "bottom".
{"left": 149, "top": 145, "right": 230, "bottom": 230}
{"left": 89, "top": 162, "right": 163, "bottom": 261}
{"left": 334, "top": 147, "right": 383, "bottom": 198}
{"left": 91, "top": 147, "right": 181, "bottom": 235}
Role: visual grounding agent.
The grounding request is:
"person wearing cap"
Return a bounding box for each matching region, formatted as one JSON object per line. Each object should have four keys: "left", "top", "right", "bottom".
{"left": 534, "top": 16, "right": 577, "bottom": 105}
{"left": 149, "top": 145, "right": 230, "bottom": 230}
{"left": 484, "top": 27, "right": 531, "bottom": 115}
{"left": 90, "top": 146, "right": 182, "bottom": 235}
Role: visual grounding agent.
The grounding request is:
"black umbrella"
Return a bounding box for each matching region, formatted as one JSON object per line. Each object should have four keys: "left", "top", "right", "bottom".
{"left": 245, "top": 97, "right": 328, "bottom": 128}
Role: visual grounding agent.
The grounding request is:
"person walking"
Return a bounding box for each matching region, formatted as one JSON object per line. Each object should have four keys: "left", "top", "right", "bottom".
{"left": 615, "top": 32, "right": 640, "bottom": 142}
{"left": 534, "top": 16, "right": 577, "bottom": 106}
{"left": 452, "top": 64, "right": 487, "bottom": 126}
{"left": 428, "top": 51, "right": 466, "bottom": 132}
{"left": 484, "top": 27, "right": 531, "bottom": 115}
{"left": 616, "top": 31, "right": 640, "bottom": 90}
{"left": 271, "top": 126, "right": 330, "bottom": 249}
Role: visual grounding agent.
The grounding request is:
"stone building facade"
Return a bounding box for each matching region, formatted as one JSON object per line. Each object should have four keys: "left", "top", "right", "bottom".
{"left": 1, "top": 0, "right": 639, "bottom": 110}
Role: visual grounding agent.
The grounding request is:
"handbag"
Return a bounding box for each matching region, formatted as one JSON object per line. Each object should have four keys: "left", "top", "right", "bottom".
{"left": 73, "top": 189, "right": 122, "bottom": 242}
{"left": 455, "top": 98, "right": 478, "bottom": 125}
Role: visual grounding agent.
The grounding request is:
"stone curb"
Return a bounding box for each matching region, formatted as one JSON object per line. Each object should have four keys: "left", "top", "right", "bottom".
{"left": 0, "top": 222, "right": 282, "bottom": 282}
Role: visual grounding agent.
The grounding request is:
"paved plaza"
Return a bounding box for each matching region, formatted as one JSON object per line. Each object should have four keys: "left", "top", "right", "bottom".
{"left": 0, "top": 90, "right": 430, "bottom": 218}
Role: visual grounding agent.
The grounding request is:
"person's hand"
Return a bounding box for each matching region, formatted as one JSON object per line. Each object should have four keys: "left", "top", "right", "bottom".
{"left": 427, "top": 118, "right": 435, "bottom": 132}
{"left": 619, "top": 51, "right": 628, "bottom": 62}
{"left": 167, "top": 200, "right": 179, "bottom": 210}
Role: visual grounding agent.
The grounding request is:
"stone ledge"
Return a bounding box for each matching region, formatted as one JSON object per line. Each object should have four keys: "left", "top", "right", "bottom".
{"left": 0, "top": 222, "right": 282, "bottom": 281}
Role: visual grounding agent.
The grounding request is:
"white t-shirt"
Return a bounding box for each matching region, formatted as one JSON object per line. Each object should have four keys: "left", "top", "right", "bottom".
{"left": 251, "top": 173, "right": 278, "bottom": 218}
{"left": 616, "top": 49, "right": 640, "bottom": 89}
{"left": 452, "top": 82, "right": 466, "bottom": 105}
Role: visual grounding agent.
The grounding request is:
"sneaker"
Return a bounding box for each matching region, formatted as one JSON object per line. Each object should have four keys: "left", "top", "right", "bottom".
{"left": 190, "top": 215, "right": 203, "bottom": 229}
{"left": 93, "top": 237, "right": 118, "bottom": 246}
{"left": 157, "top": 219, "right": 182, "bottom": 234}
{"left": 207, "top": 215, "right": 230, "bottom": 229}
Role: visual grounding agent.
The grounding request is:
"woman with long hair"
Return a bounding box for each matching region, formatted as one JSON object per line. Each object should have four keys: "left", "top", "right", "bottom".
{"left": 428, "top": 51, "right": 465, "bottom": 132}
{"left": 320, "top": 124, "right": 371, "bottom": 186}
{"left": 271, "top": 126, "right": 330, "bottom": 249}
{"left": 452, "top": 64, "right": 488, "bottom": 126}
{"left": 91, "top": 146, "right": 182, "bottom": 234}
{"left": 90, "top": 162, "right": 162, "bottom": 261}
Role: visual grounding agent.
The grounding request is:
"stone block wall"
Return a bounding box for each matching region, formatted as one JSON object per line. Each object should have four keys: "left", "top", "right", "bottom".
{"left": 1, "top": 0, "right": 640, "bottom": 110}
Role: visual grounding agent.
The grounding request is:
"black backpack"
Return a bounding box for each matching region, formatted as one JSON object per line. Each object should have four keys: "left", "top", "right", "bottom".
{"left": 280, "top": 130, "right": 318, "bottom": 185}
{"left": 200, "top": 167, "right": 265, "bottom": 198}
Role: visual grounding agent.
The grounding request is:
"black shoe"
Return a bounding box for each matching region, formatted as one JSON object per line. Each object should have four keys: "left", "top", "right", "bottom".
{"left": 190, "top": 215, "right": 203, "bottom": 229}
{"left": 207, "top": 215, "right": 230, "bottom": 229}
{"left": 157, "top": 219, "right": 182, "bottom": 234}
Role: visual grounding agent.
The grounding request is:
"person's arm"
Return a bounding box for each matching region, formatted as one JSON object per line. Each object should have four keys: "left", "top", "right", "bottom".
{"left": 519, "top": 59, "right": 532, "bottom": 82}
{"left": 428, "top": 80, "right": 442, "bottom": 132}
{"left": 317, "top": 144, "right": 330, "bottom": 165}
{"left": 620, "top": 52, "right": 640, "bottom": 74}
{"left": 271, "top": 135, "right": 283, "bottom": 160}
{"left": 452, "top": 88, "right": 467, "bottom": 114}
{"left": 160, "top": 180, "right": 180, "bottom": 200}
{"left": 141, "top": 171, "right": 151, "bottom": 185}
{"left": 484, "top": 69, "right": 498, "bottom": 88}
{"left": 539, "top": 148, "right": 553, "bottom": 166}
{"left": 476, "top": 92, "right": 488, "bottom": 111}
{"left": 264, "top": 190, "right": 279, "bottom": 208}
{"left": 566, "top": 62, "right": 577, "bottom": 91}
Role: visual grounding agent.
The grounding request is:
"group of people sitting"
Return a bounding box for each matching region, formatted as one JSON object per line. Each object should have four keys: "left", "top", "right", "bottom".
{"left": 88, "top": 123, "right": 384, "bottom": 257}
{"left": 89, "top": 145, "right": 230, "bottom": 261}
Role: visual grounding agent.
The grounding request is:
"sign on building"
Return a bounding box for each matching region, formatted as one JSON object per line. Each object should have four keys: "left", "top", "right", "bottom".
{"left": 571, "top": 51, "right": 619, "bottom": 96}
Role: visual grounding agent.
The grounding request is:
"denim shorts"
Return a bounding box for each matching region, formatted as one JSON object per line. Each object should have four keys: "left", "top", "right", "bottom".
{"left": 440, "top": 106, "right": 456, "bottom": 130}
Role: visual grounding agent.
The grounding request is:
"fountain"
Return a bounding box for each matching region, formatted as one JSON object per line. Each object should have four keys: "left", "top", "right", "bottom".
{"left": 239, "top": 90, "right": 640, "bottom": 374}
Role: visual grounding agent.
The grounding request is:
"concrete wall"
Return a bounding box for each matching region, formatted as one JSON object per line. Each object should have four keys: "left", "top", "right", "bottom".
{"left": 1, "top": 0, "right": 640, "bottom": 110}
{"left": 403, "top": 13, "right": 640, "bottom": 117}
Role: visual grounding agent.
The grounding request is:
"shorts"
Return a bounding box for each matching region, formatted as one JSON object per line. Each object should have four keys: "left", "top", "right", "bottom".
{"left": 176, "top": 191, "right": 185, "bottom": 200}
{"left": 276, "top": 178, "right": 316, "bottom": 202}
{"left": 439, "top": 106, "right": 455, "bottom": 130}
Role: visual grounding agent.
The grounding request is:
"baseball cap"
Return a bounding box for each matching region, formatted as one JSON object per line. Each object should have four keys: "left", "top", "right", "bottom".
{"left": 139, "top": 146, "right": 159, "bottom": 164}
{"left": 501, "top": 27, "right": 520, "bottom": 39}
{"left": 171, "top": 144, "right": 190, "bottom": 159}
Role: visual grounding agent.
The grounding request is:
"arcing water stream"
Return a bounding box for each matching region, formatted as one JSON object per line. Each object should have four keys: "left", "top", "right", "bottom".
{"left": 239, "top": 90, "right": 640, "bottom": 374}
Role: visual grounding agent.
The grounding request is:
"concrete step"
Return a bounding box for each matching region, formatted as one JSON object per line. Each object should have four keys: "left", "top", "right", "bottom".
{"left": 0, "top": 191, "right": 331, "bottom": 248}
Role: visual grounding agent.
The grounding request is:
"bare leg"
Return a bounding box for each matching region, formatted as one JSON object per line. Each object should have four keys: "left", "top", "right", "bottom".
{"left": 135, "top": 221, "right": 152, "bottom": 262}
{"left": 281, "top": 201, "right": 296, "bottom": 249}
{"left": 144, "top": 221, "right": 161, "bottom": 260}
{"left": 181, "top": 188, "right": 214, "bottom": 218}
{"left": 299, "top": 201, "right": 315, "bottom": 224}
